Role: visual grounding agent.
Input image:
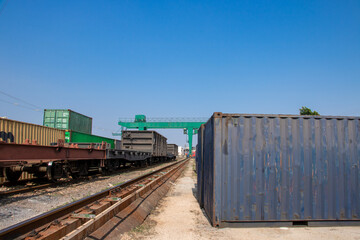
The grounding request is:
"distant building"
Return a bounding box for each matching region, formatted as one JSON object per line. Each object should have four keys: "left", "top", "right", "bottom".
{"left": 178, "top": 146, "right": 184, "bottom": 156}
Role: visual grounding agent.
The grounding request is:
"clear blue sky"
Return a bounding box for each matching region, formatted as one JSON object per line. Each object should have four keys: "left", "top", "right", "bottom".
{"left": 0, "top": 1, "right": 359, "bottom": 147}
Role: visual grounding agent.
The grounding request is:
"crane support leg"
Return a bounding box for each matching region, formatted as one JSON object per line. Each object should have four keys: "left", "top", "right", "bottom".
{"left": 187, "top": 127, "right": 193, "bottom": 156}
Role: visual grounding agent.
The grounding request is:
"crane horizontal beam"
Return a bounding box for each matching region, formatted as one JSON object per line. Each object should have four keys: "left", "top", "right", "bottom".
{"left": 119, "top": 117, "right": 208, "bottom": 123}
{"left": 117, "top": 115, "right": 207, "bottom": 155}
{"left": 118, "top": 121, "right": 204, "bottom": 129}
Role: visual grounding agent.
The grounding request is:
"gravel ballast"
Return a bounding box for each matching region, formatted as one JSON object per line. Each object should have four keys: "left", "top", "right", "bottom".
{"left": 0, "top": 160, "right": 180, "bottom": 230}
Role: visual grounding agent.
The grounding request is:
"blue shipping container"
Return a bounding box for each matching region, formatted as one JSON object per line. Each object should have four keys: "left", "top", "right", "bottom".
{"left": 196, "top": 125, "right": 204, "bottom": 207}
{"left": 196, "top": 112, "right": 360, "bottom": 227}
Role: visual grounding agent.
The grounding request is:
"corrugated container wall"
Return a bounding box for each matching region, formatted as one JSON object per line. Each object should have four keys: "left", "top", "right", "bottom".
{"left": 167, "top": 144, "right": 179, "bottom": 156}
{"left": 114, "top": 140, "right": 122, "bottom": 150}
{"left": 197, "top": 112, "right": 360, "bottom": 227}
{"left": 196, "top": 125, "right": 204, "bottom": 207}
{"left": 0, "top": 118, "right": 65, "bottom": 145}
{"left": 121, "top": 131, "right": 167, "bottom": 157}
{"left": 43, "top": 109, "right": 92, "bottom": 134}
{"left": 0, "top": 118, "right": 65, "bottom": 182}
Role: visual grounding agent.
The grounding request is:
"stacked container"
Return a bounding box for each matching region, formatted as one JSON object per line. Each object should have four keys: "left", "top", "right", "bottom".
{"left": 43, "top": 109, "right": 92, "bottom": 134}
{"left": 197, "top": 112, "right": 360, "bottom": 227}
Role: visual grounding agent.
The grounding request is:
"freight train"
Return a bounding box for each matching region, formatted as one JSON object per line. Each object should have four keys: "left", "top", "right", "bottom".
{"left": 0, "top": 116, "right": 179, "bottom": 183}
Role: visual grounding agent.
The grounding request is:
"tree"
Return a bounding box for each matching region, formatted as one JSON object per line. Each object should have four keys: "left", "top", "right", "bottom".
{"left": 299, "top": 106, "right": 319, "bottom": 115}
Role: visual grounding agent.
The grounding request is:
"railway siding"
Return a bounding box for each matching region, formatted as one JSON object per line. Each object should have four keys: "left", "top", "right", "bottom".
{"left": 0, "top": 160, "right": 182, "bottom": 232}
{"left": 0, "top": 159, "right": 188, "bottom": 239}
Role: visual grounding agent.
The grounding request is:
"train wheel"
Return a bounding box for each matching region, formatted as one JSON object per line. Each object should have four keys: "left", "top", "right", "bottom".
{"left": 47, "top": 162, "right": 62, "bottom": 182}
{"left": 4, "top": 167, "right": 22, "bottom": 183}
{"left": 104, "top": 165, "right": 113, "bottom": 175}
{"left": 34, "top": 172, "right": 46, "bottom": 178}
{"left": 71, "top": 172, "right": 80, "bottom": 180}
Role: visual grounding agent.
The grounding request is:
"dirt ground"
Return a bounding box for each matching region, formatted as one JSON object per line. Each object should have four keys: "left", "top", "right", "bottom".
{"left": 0, "top": 160, "right": 179, "bottom": 230}
{"left": 123, "top": 159, "right": 360, "bottom": 240}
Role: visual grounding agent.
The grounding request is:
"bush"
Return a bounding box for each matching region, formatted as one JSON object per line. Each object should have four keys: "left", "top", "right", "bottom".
{"left": 299, "top": 106, "right": 319, "bottom": 115}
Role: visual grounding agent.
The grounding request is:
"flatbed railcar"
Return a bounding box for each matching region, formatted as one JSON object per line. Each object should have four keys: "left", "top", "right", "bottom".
{"left": 0, "top": 117, "right": 66, "bottom": 183}
{"left": 0, "top": 131, "right": 174, "bottom": 183}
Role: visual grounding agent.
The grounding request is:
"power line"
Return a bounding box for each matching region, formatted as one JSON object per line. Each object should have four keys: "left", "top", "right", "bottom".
{"left": 0, "top": 98, "right": 41, "bottom": 112}
{"left": 0, "top": 90, "right": 43, "bottom": 111}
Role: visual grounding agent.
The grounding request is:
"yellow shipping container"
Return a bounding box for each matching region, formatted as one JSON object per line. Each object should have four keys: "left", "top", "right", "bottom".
{"left": 0, "top": 117, "right": 65, "bottom": 182}
{"left": 0, "top": 117, "right": 65, "bottom": 145}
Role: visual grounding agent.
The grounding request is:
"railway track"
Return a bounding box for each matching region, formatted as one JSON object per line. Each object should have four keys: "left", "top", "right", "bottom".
{"left": 0, "top": 158, "right": 189, "bottom": 240}
{"left": 0, "top": 183, "right": 54, "bottom": 197}
{"left": 0, "top": 160, "right": 180, "bottom": 198}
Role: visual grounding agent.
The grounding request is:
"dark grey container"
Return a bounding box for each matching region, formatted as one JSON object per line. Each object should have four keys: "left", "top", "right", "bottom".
{"left": 196, "top": 125, "right": 205, "bottom": 207}
{"left": 121, "top": 130, "right": 167, "bottom": 157}
{"left": 196, "top": 112, "right": 360, "bottom": 227}
{"left": 114, "top": 139, "right": 122, "bottom": 150}
{"left": 167, "top": 144, "right": 179, "bottom": 157}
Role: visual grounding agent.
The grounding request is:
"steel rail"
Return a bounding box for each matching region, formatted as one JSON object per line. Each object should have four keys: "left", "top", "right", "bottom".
{"left": 0, "top": 158, "right": 189, "bottom": 240}
{"left": 0, "top": 183, "right": 54, "bottom": 197}
{"left": 64, "top": 157, "right": 189, "bottom": 240}
{"left": 0, "top": 160, "right": 178, "bottom": 197}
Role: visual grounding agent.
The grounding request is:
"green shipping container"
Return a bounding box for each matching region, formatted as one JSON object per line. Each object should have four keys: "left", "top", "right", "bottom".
{"left": 65, "top": 130, "right": 115, "bottom": 149}
{"left": 43, "top": 109, "right": 92, "bottom": 134}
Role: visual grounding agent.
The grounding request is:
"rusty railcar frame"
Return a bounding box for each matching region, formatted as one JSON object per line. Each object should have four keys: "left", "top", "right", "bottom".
{"left": 0, "top": 140, "right": 107, "bottom": 168}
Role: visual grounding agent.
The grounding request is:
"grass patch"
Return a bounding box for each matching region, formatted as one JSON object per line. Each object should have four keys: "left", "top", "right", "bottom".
{"left": 193, "top": 162, "right": 197, "bottom": 174}
{"left": 113, "top": 181, "right": 124, "bottom": 186}
{"left": 131, "top": 224, "right": 151, "bottom": 233}
{"left": 132, "top": 225, "right": 144, "bottom": 233}
{"left": 125, "top": 218, "right": 157, "bottom": 239}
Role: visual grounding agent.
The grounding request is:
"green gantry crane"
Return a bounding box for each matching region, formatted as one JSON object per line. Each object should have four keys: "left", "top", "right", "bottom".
{"left": 116, "top": 115, "right": 207, "bottom": 155}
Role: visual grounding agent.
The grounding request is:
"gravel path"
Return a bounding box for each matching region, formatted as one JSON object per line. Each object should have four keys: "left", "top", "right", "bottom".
{"left": 123, "top": 159, "right": 360, "bottom": 240}
{"left": 0, "top": 160, "right": 181, "bottom": 230}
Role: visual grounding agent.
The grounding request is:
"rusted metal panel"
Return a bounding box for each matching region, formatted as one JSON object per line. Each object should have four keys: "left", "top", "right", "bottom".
{"left": 0, "top": 142, "right": 106, "bottom": 167}
{"left": 197, "top": 112, "right": 360, "bottom": 226}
